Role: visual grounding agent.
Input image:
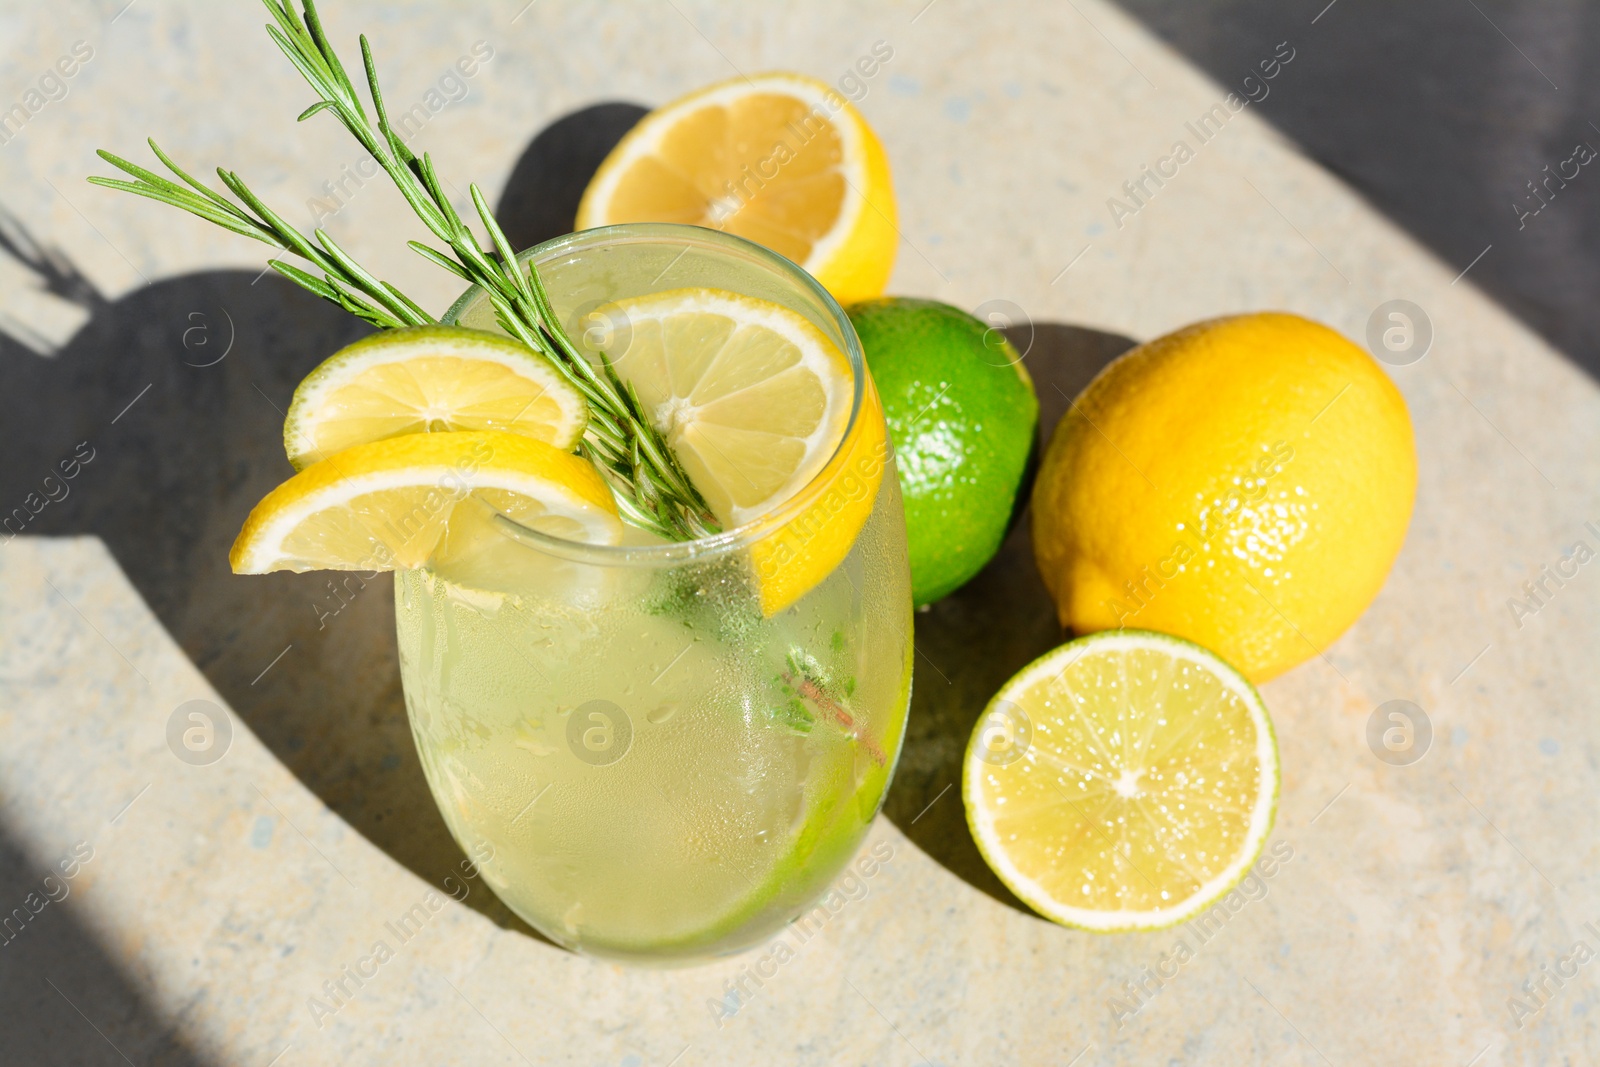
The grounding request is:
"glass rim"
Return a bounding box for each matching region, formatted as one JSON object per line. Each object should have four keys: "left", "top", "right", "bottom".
{"left": 443, "top": 222, "right": 871, "bottom": 569}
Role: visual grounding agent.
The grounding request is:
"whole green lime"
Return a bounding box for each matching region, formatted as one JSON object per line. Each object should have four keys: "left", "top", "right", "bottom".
{"left": 847, "top": 298, "right": 1038, "bottom": 606}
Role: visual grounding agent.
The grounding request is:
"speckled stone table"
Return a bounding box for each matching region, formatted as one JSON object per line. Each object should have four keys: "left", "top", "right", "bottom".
{"left": 2, "top": 2, "right": 1597, "bottom": 1064}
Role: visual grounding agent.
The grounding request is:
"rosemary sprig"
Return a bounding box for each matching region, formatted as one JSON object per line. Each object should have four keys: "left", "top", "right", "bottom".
{"left": 87, "top": 0, "right": 717, "bottom": 540}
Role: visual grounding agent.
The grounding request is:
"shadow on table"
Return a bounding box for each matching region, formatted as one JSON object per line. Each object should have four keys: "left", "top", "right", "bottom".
{"left": 880, "top": 323, "right": 1138, "bottom": 916}
{"left": 0, "top": 243, "right": 543, "bottom": 933}
{"left": 0, "top": 824, "right": 209, "bottom": 1066}
{"left": 0, "top": 101, "right": 648, "bottom": 947}
{"left": 495, "top": 102, "right": 650, "bottom": 252}
{"left": 1112, "top": 0, "right": 1600, "bottom": 379}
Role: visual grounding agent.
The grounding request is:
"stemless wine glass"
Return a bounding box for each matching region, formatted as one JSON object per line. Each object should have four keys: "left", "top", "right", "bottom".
{"left": 394, "top": 224, "right": 912, "bottom": 963}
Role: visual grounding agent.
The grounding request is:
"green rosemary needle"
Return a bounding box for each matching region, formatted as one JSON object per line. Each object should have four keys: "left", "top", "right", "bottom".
{"left": 88, "top": 0, "right": 717, "bottom": 541}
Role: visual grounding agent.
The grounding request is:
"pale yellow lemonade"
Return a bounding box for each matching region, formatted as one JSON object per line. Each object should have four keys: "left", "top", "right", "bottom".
{"left": 395, "top": 226, "right": 913, "bottom": 961}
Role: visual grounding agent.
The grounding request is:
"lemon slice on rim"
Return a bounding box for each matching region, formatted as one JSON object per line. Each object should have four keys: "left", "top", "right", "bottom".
{"left": 591, "top": 287, "right": 887, "bottom": 615}
{"left": 576, "top": 72, "right": 898, "bottom": 306}
{"left": 597, "top": 288, "right": 855, "bottom": 527}
{"left": 230, "top": 430, "right": 621, "bottom": 574}
{"left": 963, "top": 630, "right": 1280, "bottom": 932}
{"left": 282, "top": 325, "right": 588, "bottom": 470}
{"left": 747, "top": 378, "right": 887, "bottom": 616}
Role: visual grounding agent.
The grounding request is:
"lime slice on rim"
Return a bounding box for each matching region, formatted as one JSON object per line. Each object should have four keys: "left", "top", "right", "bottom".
{"left": 282, "top": 325, "right": 589, "bottom": 470}
{"left": 963, "top": 629, "right": 1279, "bottom": 932}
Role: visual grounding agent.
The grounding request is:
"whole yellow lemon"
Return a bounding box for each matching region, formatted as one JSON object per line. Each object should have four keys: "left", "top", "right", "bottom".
{"left": 1031, "top": 312, "right": 1415, "bottom": 682}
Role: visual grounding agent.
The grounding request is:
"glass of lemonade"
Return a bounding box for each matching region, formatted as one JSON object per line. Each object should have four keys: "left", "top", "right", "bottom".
{"left": 394, "top": 224, "right": 912, "bottom": 963}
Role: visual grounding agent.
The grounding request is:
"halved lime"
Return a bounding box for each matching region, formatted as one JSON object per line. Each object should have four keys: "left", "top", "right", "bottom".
{"left": 282, "top": 325, "right": 588, "bottom": 470}
{"left": 963, "top": 630, "right": 1279, "bottom": 932}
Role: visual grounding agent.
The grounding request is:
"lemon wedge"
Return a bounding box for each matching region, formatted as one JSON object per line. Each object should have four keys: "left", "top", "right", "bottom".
{"left": 576, "top": 72, "right": 898, "bottom": 305}
{"left": 230, "top": 430, "right": 621, "bottom": 574}
{"left": 747, "top": 378, "right": 887, "bottom": 616}
{"left": 282, "top": 325, "right": 588, "bottom": 470}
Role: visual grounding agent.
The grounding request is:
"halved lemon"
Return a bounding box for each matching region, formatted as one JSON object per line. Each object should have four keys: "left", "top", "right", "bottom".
{"left": 230, "top": 430, "right": 621, "bottom": 574}
{"left": 589, "top": 287, "right": 885, "bottom": 615}
{"left": 963, "top": 630, "right": 1280, "bottom": 932}
{"left": 576, "top": 72, "right": 898, "bottom": 306}
{"left": 282, "top": 325, "right": 588, "bottom": 470}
